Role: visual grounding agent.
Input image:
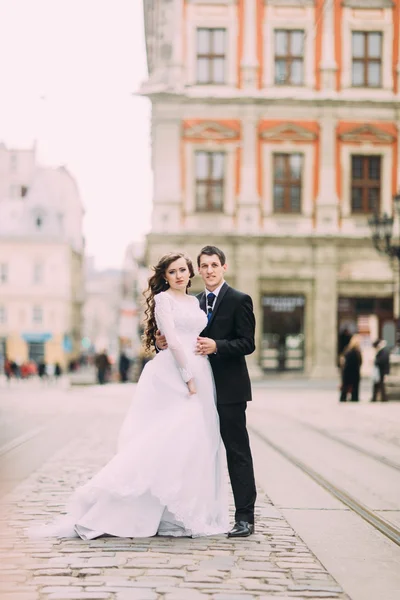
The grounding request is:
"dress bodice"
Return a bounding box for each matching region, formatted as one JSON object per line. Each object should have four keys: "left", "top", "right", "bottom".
{"left": 154, "top": 292, "right": 207, "bottom": 384}
{"left": 155, "top": 292, "right": 207, "bottom": 345}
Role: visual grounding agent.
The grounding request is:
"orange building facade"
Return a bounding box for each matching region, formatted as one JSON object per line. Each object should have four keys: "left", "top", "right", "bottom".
{"left": 142, "top": 0, "right": 400, "bottom": 377}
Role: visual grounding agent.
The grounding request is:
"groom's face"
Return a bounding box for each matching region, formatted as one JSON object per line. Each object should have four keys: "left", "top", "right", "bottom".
{"left": 198, "top": 254, "right": 227, "bottom": 292}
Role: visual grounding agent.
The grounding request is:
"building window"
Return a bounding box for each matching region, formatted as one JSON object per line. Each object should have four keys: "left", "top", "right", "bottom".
{"left": 351, "top": 155, "right": 381, "bottom": 213}
{"left": 33, "top": 305, "right": 43, "bottom": 324}
{"left": 10, "top": 154, "right": 17, "bottom": 171}
{"left": 195, "top": 151, "right": 225, "bottom": 212}
{"left": 352, "top": 31, "right": 382, "bottom": 88}
{"left": 21, "top": 186, "right": 28, "bottom": 197}
{"left": 273, "top": 153, "right": 303, "bottom": 213}
{"left": 33, "top": 262, "right": 43, "bottom": 284}
{"left": 274, "top": 30, "right": 304, "bottom": 85}
{"left": 196, "top": 28, "right": 226, "bottom": 84}
{"left": 0, "top": 306, "right": 6, "bottom": 324}
{"left": 36, "top": 215, "right": 43, "bottom": 229}
{"left": 0, "top": 264, "right": 8, "bottom": 284}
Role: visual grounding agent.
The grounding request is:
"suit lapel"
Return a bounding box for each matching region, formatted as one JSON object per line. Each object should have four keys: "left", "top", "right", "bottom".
{"left": 207, "top": 282, "right": 229, "bottom": 329}
{"left": 199, "top": 292, "right": 206, "bottom": 314}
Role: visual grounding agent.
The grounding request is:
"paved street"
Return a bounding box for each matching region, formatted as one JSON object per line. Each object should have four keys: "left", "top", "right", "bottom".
{"left": 1, "top": 380, "right": 400, "bottom": 600}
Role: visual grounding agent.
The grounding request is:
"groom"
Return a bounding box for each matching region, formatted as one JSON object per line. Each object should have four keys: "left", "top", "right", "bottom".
{"left": 157, "top": 245, "right": 257, "bottom": 537}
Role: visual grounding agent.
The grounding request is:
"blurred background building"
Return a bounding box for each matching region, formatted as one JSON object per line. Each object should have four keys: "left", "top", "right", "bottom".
{"left": 119, "top": 242, "right": 148, "bottom": 359}
{"left": 0, "top": 143, "right": 84, "bottom": 370}
{"left": 83, "top": 244, "right": 146, "bottom": 366}
{"left": 83, "top": 258, "right": 122, "bottom": 363}
{"left": 142, "top": 0, "right": 400, "bottom": 377}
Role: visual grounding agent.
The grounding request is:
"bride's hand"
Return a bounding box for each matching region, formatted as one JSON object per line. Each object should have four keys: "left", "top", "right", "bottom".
{"left": 187, "top": 378, "right": 196, "bottom": 396}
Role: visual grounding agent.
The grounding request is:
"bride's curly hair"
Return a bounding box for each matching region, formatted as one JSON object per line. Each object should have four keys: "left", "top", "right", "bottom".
{"left": 143, "top": 252, "right": 195, "bottom": 352}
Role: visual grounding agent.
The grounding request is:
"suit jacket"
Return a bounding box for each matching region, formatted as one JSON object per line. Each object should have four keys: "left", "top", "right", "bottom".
{"left": 197, "top": 282, "right": 255, "bottom": 405}
{"left": 375, "top": 346, "right": 390, "bottom": 376}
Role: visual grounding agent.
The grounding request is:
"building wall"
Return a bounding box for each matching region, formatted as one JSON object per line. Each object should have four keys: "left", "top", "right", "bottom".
{"left": 0, "top": 145, "right": 85, "bottom": 369}
{"left": 0, "top": 241, "right": 76, "bottom": 367}
{"left": 142, "top": 0, "right": 400, "bottom": 376}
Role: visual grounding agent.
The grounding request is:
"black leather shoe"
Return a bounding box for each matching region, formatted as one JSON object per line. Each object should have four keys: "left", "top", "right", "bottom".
{"left": 227, "top": 521, "right": 254, "bottom": 538}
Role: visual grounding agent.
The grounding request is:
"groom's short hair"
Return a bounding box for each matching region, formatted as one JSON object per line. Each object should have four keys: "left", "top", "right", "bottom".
{"left": 197, "top": 246, "right": 226, "bottom": 267}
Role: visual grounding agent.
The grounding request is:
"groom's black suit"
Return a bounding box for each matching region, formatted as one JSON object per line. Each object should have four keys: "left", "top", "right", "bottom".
{"left": 197, "top": 282, "right": 257, "bottom": 524}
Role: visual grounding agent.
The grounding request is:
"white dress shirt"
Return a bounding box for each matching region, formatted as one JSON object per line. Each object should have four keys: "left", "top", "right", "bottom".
{"left": 205, "top": 281, "right": 225, "bottom": 311}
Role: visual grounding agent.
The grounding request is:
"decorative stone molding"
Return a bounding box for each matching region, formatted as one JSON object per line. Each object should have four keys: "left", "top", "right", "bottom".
{"left": 339, "top": 124, "right": 396, "bottom": 144}
{"left": 183, "top": 120, "right": 241, "bottom": 141}
{"left": 265, "top": 0, "right": 314, "bottom": 5}
{"left": 260, "top": 122, "right": 317, "bottom": 142}
{"left": 186, "top": 0, "right": 237, "bottom": 4}
{"left": 342, "top": 0, "right": 393, "bottom": 7}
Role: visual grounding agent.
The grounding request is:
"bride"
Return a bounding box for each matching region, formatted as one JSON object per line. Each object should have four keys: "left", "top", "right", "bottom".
{"left": 33, "top": 252, "right": 229, "bottom": 539}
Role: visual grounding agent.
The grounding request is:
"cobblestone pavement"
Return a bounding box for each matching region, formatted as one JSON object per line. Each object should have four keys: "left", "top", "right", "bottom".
{"left": 0, "top": 393, "right": 349, "bottom": 600}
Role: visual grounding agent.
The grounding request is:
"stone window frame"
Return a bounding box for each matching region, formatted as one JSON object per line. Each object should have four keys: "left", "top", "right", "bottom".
{"left": 185, "top": 6, "right": 238, "bottom": 88}
{"left": 262, "top": 140, "right": 314, "bottom": 218}
{"left": 32, "top": 305, "right": 43, "bottom": 325}
{"left": 272, "top": 152, "right": 304, "bottom": 213}
{"left": 33, "top": 261, "right": 44, "bottom": 285}
{"left": 274, "top": 29, "right": 306, "bottom": 86}
{"left": 184, "top": 141, "right": 237, "bottom": 216}
{"left": 263, "top": 6, "right": 315, "bottom": 90}
{"left": 350, "top": 154, "right": 382, "bottom": 213}
{"left": 341, "top": 8, "right": 393, "bottom": 92}
{"left": 195, "top": 28, "right": 227, "bottom": 85}
{"left": 351, "top": 31, "right": 383, "bottom": 88}
{"left": 194, "top": 149, "right": 225, "bottom": 212}
{"left": 340, "top": 143, "right": 392, "bottom": 219}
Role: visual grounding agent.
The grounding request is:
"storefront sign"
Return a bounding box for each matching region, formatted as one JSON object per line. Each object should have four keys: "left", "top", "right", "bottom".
{"left": 22, "top": 333, "right": 52, "bottom": 342}
{"left": 262, "top": 296, "right": 305, "bottom": 312}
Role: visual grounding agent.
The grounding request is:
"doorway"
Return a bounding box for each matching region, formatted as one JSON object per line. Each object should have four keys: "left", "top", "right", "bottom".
{"left": 261, "top": 295, "right": 305, "bottom": 372}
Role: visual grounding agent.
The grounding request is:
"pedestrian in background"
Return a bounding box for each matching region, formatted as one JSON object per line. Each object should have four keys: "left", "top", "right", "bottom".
{"left": 95, "top": 350, "right": 111, "bottom": 385}
{"left": 54, "top": 363, "right": 62, "bottom": 380}
{"left": 371, "top": 339, "right": 390, "bottom": 402}
{"left": 118, "top": 351, "right": 130, "bottom": 383}
{"left": 339, "top": 334, "right": 362, "bottom": 402}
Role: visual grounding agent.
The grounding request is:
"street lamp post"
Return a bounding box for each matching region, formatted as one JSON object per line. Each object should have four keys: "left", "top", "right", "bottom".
{"left": 368, "top": 193, "right": 400, "bottom": 347}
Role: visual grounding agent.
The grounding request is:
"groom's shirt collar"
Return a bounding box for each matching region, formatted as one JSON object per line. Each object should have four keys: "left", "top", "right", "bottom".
{"left": 205, "top": 280, "right": 225, "bottom": 302}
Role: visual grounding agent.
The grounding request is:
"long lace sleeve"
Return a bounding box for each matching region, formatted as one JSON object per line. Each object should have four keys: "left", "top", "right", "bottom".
{"left": 154, "top": 293, "right": 193, "bottom": 383}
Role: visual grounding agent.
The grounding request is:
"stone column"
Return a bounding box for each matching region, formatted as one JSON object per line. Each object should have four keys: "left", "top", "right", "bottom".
{"left": 150, "top": 0, "right": 182, "bottom": 89}
{"left": 319, "top": 0, "right": 337, "bottom": 91}
{"left": 237, "top": 108, "right": 260, "bottom": 233}
{"left": 151, "top": 111, "right": 182, "bottom": 233}
{"left": 310, "top": 243, "right": 338, "bottom": 378}
{"left": 169, "top": 0, "right": 184, "bottom": 89}
{"left": 240, "top": 0, "right": 259, "bottom": 88}
{"left": 315, "top": 111, "right": 339, "bottom": 233}
{"left": 234, "top": 242, "right": 264, "bottom": 380}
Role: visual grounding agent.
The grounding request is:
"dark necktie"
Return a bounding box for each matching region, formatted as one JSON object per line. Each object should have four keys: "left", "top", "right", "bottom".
{"left": 207, "top": 292, "right": 216, "bottom": 323}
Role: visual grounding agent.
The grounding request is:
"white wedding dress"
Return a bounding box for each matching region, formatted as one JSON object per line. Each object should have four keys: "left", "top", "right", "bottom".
{"left": 33, "top": 291, "right": 229, "bottom": 539}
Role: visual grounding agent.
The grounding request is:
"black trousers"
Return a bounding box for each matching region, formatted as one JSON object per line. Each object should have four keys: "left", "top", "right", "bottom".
{"left": 340, "top": 379, "right": 360, "bottom": 402}
{"left": 217, "top": 402, "right": 257, "bottom": 524}
{"left": 372, "top": 375, "right": 387, "bottom": 402}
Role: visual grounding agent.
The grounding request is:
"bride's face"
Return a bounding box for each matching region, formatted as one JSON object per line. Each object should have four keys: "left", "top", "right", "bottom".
{"left": 165, "top": 257, "right": 190, "bottom": 291}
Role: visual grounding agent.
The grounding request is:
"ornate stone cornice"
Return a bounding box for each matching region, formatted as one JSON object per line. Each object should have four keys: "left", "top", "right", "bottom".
{"left": 341, "top": 0, "right": 393, "bottom": 8}
{"left": 339, "top": 124, "right": 396, "bottom": 143}
{"left": 259, "top": 122, "right": 318, "bottom": 142}
{"left": 183, "top": 120, "right": 241, "bottom": 141}
{"left": 264, "top": 0, "right": 315, "bottom": 6}
{"left": 186, "top": 0, "right": 237, "bottom": 4}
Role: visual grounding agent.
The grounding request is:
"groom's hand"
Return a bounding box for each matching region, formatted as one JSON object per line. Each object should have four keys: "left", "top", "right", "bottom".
{"left": 155, "top": 330, "right": 168, "bottom": 350}
{"left": 196, "top": 337, "right": 217, "bottom": 355}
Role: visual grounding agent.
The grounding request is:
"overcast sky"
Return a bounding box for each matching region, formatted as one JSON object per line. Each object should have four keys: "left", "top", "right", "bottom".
{"left": 0, "top": 0, "right": 152, "bottom": 269}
